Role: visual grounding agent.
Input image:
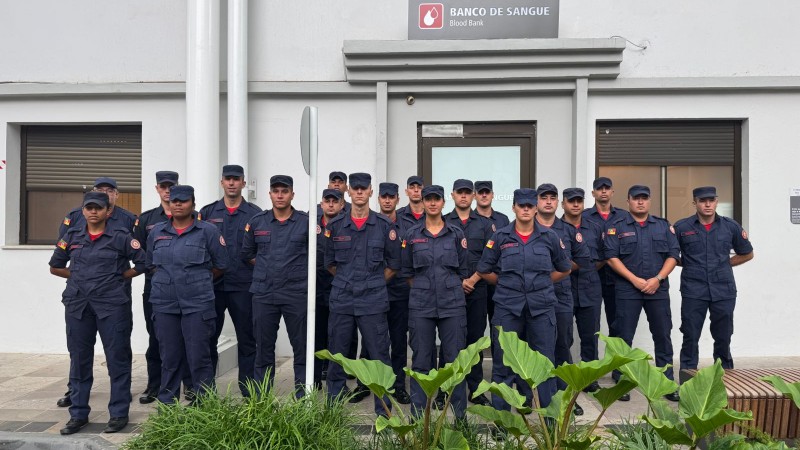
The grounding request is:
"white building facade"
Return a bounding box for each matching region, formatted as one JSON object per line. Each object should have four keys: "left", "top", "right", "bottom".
{"left": 1, "top": 1, "right": 797, "bottom": 359}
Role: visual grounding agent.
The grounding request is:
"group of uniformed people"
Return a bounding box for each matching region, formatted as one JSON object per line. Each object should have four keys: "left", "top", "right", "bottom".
{"left": 48, "top": 167, "right": 753, "bottom": 434}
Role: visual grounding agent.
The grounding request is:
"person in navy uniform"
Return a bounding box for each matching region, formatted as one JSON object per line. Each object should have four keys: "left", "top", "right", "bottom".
{"left": 396, "top": 175, "right": 426, "bottom": 225}
{"left": 443, "top": 179, "right": 494, "bottom": 407}
{"left": 477, "top": 188, "right": 572, "bottom": 410}
{"left": 49, "top": 191, "right": 146, "bottom": 435}
{"left": 145, "top": 185, "right": 230, "bottom": 404}
{"left": 560, "top": 187, "right": 605, "bottom": 394}
{"left": 675, "top": 186, "right": 754, "bottom": 373}
{"left": 241, "top": 175, "right": 309, "bottom": 394}
{"left": 376, "top": 182, "right": 413, "bottom": 404}
{"left": 328, "top": 171, "right": 351, "bottom": 213}
{"left": 314, "top": 188, "right": 345, "bottom": 386}
{"left": 132, "top": 170, "right": 195, "bottom": 404}
{"left": 400, "top": 185, "right": 469, "bottom": 420}
{"left": 582, "top": 177, "right": 628, "bottom": 342}
{"left": 56, "top": 176, "right": 137, "bottom": 409}
{"left": 323, "top": 172, "right": 400, "bottom": 417}
{"left": 474, "top": 180, "right": 510, "bottom": 362}
{"left": 199, "top": 165, "right": 261, "bottom": 396}
{"left": 604, "top": 185, "right": 681, "bottom": 402}
{"left": 535, "top": 183, "right": 591, "bottom": 416}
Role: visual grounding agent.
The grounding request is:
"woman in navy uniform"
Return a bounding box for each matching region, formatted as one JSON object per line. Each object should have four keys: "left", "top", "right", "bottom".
{"left": 401, "top": 185, "right": 469, "bottom": 420}
{"left": 145, "top": 185, "right": 230, "bottom": 404}
{"left": 477, "top": 188, "right": 572, "bottom": 410}
{"left": 49, "top": 191, "right": 146, "bottom": 435}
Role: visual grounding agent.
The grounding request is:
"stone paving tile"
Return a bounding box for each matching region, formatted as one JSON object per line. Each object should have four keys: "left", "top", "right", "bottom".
{"left": 18, "top": 421, "right": 58, "bottom": 432}
{"left": 0, "top": 421, "right": 28, "bottom": 432}
{"left": 0, "top": 376, "right": 64, "bottom": 393}
{"left": 0, "top": 409, "right": 45, "bottom": 421}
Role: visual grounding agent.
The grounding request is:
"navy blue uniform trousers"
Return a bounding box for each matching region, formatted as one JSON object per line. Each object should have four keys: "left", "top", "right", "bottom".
{"left": 680, "top": 297, "right": 735, "bottom": 370}
{"left": 66, "top": 303, "right": 132, "bottom": 420}
{"left": 210, "top": 290, "right": 256, "bottom": 395}
{"left": 613, "top": 298, "right": 674, "bottom": 380}
{"left": 153, "top": 310, "right": 216, "bottom": 403}
{"left": 253, "top": 300, "right": 307, "bottom": 394}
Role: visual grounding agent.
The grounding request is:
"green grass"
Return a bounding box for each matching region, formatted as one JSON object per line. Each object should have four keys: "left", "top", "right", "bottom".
{"left": 123, "top": 381, "right": 364, "bottom": 450}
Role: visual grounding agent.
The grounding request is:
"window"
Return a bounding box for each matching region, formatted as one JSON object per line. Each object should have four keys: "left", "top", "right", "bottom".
{"left": 596, "top": 121, "right": 741, "bottom": 223}
{"left": 21, "top": 125, "right": 142, "bottom": 244}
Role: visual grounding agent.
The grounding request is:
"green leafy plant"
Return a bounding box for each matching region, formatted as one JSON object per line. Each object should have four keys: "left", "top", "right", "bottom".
{"left": 122, "top": 378, "right": 362, "bottom": 450}
{"left": 760, "top": 375, "right": 800, "bottom": 410}
{"left": 317, "top": 336, "right": 490, "bottom": 450}
{"left": 640, "top": 360, "right": 753, "bottom": 450}
{"left": 467, "top": 328, "right": 650, "bottom": 450}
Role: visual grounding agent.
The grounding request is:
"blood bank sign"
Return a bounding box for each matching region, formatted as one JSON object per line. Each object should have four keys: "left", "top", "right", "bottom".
{"left": 408, "top": 0, "right": 559, "bottom": 40}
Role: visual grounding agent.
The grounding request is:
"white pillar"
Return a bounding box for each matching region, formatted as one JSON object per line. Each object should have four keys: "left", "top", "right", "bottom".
{"left": 572, "top": 77, "right": 589, "bottom": 189}
{"left": 228, "top": 0, "right": 249, "bottom": 198}
{"left": 186, "top": 0, "right": 220, "bottom": 205}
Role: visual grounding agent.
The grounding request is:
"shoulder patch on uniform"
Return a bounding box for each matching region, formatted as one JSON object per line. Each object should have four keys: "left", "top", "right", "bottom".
{"left": 63, "top": 217, "right": 71, "bottom": 226}
{"left": 389, "top": 229, "right": 397, "bottom": 241}
{"left": 742, "top": 229, "right": 748, "bottom": 240}
{"left": 131, "top": 239, "right": 141, "bottom": 250}
{"left": 401, "top": 239, "right": 406, "bottom": 248}
{"left": 197, "top": 213, "right": 202, "bottom": 220}
{"left": 560, "top": 239, "right": 566, "bottom": 249}
{"left": 57, "top": 239, "right": 67, "bottom": 250}
{"left": 461, "top": 238, "right": 468, "bottom": 249}
{"left": 575, "top": 232, "right": 583, "bottom": 243}
{"left": 669, "top": 225, "right": 675, "bottom": 234}
{"left": 245, "top": 223, "right": 250, "bottom": 232}
{"left": 607, "top": 228, "right": 616, "bottom": 235}
{"left": 219, "top": 236, "right": 226, "bottom": 246}
{"left": 134, "top": 218, "right": 139, "bottom": 227}
{"left": 491, "top": 223, "right": 496, "bottom": 232}
{"left": 316, "top": 224, "right": 321, "bottom": 235}
{"left": 486, "top": 240, "right": 494, "bottom": 249}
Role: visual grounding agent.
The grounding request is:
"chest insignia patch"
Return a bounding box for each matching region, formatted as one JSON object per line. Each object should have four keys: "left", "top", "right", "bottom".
{"left": 619, "top": 232, "right": 636, "bottom": 238}
{"left": 607, "top": 228, "right": 616, "bottom": 235}
{"left": 461, "top": 238, "right": 468, "bottom": 249}
{"left": 332, "top": 236, "right": 351, "bottom": 242}
{"left": 131, "top": 239, "right": 141, "bottom": 250}
{"left": 254, "top": 230, "right": 270, "bottom": 236}
{"left": 500, "top": 243, "right": 518, "bottom": 250}
{"left": 412, "top": 238, "right": 428, "bottom": 244}
{"left": 681, "top": 230, "right": 697, "bottom": 237}
{"left": 575, "top": 232, "right": 583, "bottom": 243}
{"left": 389, "top": 229, "right": 397, "bottom": 241}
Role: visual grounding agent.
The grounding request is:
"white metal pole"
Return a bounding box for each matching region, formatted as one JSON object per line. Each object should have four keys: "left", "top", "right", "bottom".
{"left": 186, "top": 0, "right": 220, "bottom": 203}
{"left": 228, "top": 0, "right": 249, "bottom": 196}
{"left": 304, "top": 107, "right": 319, "bottom": 392}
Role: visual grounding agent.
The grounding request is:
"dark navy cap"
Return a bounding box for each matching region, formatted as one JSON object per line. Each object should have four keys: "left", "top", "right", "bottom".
{"left": 513, "top": 188, "right": 538, "bottom": 206}
{"left": 422, "top": 185, "right": 445, "bottom": 199}
{"left": 349, "top": 172, "right": 371, "bottom": 189}
{"left": 692, "top": 186, "right": 718, "bottom": 199}
{"left": 475, "top": 180, "right": 493, "bottom": 192}
{"left": 170, "top": 185, "right": 194, "bottom": 201}
{"left": 93, "top": 177, "right": 117, "bottom": 189}
{"left": 329, "top": 171, "right": 347, "bottom": 182}
{"left": 452, "top": 179, "right": 474, "bottom": 192}
{"left": 563, "top": 187, "right": 585, "bottom": 200}
{"left": 592, "top": 177, "right": 613, "bottom": 190}
{"left": 322, "top": 188, "right": 342, "bottom": 200}
{"left": 83, "top": 191, "right": 109, "bottom": 208}
{"left": 222, "top": 165, "right": 244, "bottom": 177}
{"left": 156, "top": 171, "right": 179, "bottom": 185}
{"left": 379, "top": 182, "right": 399, "bottom": 196}
{"left": 537, "top": 183, "right": 558, "bottom": 196}
{"left": 406, "top": 175, "right": 423, "bottom": 186}
{"left": 628, "top": 185, "right": 651, "bottom": 198}
{"left": 270, "top": 175, "right": 293, "bottom": 187}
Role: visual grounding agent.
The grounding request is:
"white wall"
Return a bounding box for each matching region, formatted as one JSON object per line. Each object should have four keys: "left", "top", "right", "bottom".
{"left": 587, "top": 91, "right": 800, "bottom": 358}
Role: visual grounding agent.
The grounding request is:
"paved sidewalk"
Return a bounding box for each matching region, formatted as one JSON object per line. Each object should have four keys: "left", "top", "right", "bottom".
{"left": 1, "top": 353, "right": 799, "bottom": 448}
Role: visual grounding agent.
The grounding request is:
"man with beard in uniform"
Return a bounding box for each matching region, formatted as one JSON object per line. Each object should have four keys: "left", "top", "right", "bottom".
{"left": 443, "top": 179, "right": 494, "bottom": 407}
{"left": 199, "top": 165, "right": 261, "bottom": 396}
{"left": 535, "top": 183, "right": 590, "bottom": 415}
{"left": 560, "top": 187, "right": 605, "bottom": 394}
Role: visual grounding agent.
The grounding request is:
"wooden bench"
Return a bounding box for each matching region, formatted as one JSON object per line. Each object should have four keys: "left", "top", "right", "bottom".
{"left": 680, "top": 368, "right": 800, "bottom": 439}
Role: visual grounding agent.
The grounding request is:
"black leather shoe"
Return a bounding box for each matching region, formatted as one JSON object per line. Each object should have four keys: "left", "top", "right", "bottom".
{"left": 60, "top": 418, "right": 88, "bottom": 435}
{"left": 104, "top": 416, "right": 129, "bottom": 433}
{"left": 56, "top": 392, "right": 72, "bottom": 408}
{"left": 618, "top": 392, "right": 631, "bottom": 402}
{"left": 184, "top": 389, "right": 196, "bottom": 403}
{"left": 664, "top": 391, "right": 680, "bottom": 402}
{"left": 349, "top": 385, "right": 370, "bottom": 403}
{"left": 392, "top": 388, "right": 411, "bottom": 404}
{"left": 491, "top": 425, "right": 507, "bottom": 441}
{"left": 469, "top": 393, "right": 491, "bottom": 406}
{"left": 573, "top": 402, "right": 584, "bottom": 416}
{"left": 139, "top": 388, "right": 158, "bottom": 404}
{"left": 583, "top": 381, "right": 601, "bottom": 393}
{"left": 433, "top": 391, "right": 447, "bottom": 410}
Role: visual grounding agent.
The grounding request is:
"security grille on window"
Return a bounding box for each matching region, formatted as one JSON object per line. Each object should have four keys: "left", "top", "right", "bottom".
{"left": 596, "top": 121, "right": 741, "bottom": 223}
{"left": 22, "top": 125, "right": 142, "bottom": 244}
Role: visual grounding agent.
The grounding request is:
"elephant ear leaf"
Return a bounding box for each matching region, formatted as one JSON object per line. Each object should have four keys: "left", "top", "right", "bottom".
{"left": 438, "top": 428, "right": 469, "bottom": 450}
{"left": 315, "top": 350, "right": 395, "bottom": 397}
{"left": 679, "top": 360, "right": 752, "bottom": 439}
{"left": 440, "top": 336, "right": 491, "bottom": 393}
{"left": 496, "top": 326, "right": 553, "bottom": 388}
{"left": 466, "top": 405, "right": 530, "bottom": 437}
{"left": 760, "top": 375, "right": 800, "bottom": 410}
{"left": 620, "top": 360, "right": 679, "bottom": 402}
{"left": 641, "top": 416, "right": 694, "bottom": 446}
